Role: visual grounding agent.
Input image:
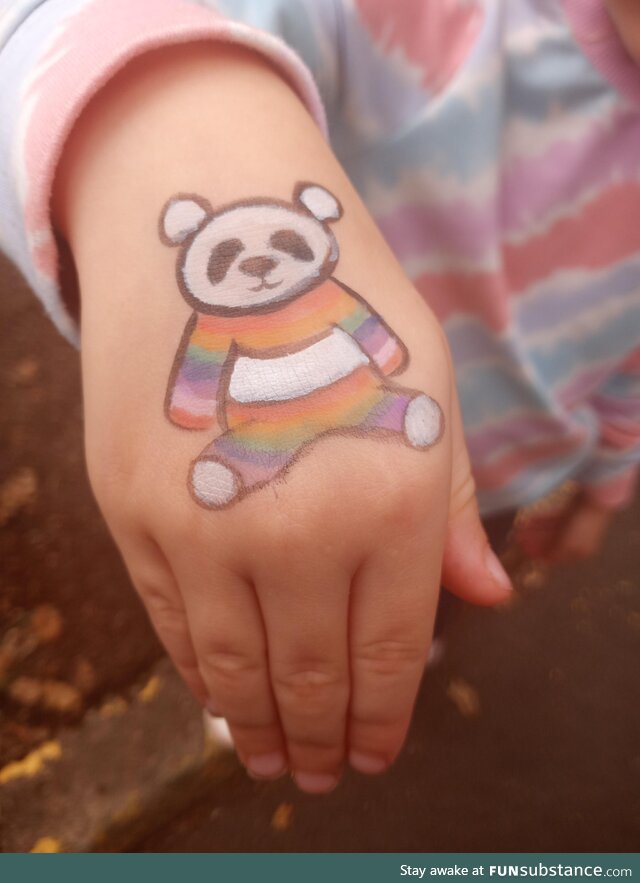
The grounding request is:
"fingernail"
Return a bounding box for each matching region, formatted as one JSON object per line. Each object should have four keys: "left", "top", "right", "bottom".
{"left": 294, "top": 771, "right": 339, "bottom": 794}
{"left": 349, "top": 751, "right": 388, "bottom": 775}
{"left": 247, "top": 751, "right": 287, "bottom": 779}
{"left": 485, "top": 546, "right": 513, "bottom": 592}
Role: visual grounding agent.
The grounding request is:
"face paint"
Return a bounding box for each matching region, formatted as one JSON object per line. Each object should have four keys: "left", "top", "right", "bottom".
{"left": 161, "top": 182, "right": 443, "bottom": 508}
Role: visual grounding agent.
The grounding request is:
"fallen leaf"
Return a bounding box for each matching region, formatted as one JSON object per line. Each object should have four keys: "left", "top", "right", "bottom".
{"left": 30, "top": 837, "right": 62, "bottom": 853}
{"left": 99, "top": 696, "right": 128, "bottom": 718}
{"left": 0, "top": 468, "right": 37, "bottom": 526}
{"left": 447, "top": 677, "right": 480, "bottom": 717}
{"left": 271, "top": 802, "right": 294, "bottom": 832}
{"left": 0, "top": 740, "right": 61, "bottom": 785}
{"left": 31, "top": 605, "right": 64, "bottom": 643}
{"left": 40, "top": 680, "right": 82, "bottom": 714}
{"left": 8, "top": 676, "right": 82, "bottom": 714}
{"left": 138, "top": 675, "right": 161, "bottom": 703}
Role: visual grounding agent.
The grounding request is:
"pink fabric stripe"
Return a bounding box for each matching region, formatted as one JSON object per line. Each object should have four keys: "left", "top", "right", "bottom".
{"left": 621, "top": 349, "right": 640, "bottom": 372}
{"left": 354, "top": 0, "right": 483, "bottom": 94}
{"left": 600, "top": 422, "right": 640, "bottom": 451}
{"left": 592, "top": 395, "right": 640, "bottom": 422}
{"left": 22, "top": 0, "right": 326, "bottom": 282}
{"left": 558, "top": 361, "right": 618, "bottom": 409}
{"left": 415, "top": 269, "right": 510, "bottom": 332}
{"left": 503, "top": 183, "right": 640, "bottom": 295}
{"left": 562, "top": 0, "right": 640, "bottom": 105}
{"left": 502, "top": 107, "right": 640, "bottom": 234}
{"left": 378, "top": 109, "right": 640, "bottom": 265}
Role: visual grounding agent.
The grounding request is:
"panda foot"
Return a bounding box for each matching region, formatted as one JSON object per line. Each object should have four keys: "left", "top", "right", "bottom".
{"left": 404, "top": 394, "right": 443, "bottom": 448}
{"left": 190, "top": 458, "right": 240, "bottom": 508}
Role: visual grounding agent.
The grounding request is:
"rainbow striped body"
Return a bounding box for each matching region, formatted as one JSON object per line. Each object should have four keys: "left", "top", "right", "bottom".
{"left": 167, "top": 277, "right": 407, "bottom": 432}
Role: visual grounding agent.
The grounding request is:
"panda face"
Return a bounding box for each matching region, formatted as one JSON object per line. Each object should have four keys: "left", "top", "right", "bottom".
{"left": 178, "top": 203, "right": 338, "bottom": 313}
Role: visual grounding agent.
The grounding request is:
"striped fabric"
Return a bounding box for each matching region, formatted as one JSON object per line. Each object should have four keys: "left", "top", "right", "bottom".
{"left": 1, "top": 0, "right": 639, "bottom": 513}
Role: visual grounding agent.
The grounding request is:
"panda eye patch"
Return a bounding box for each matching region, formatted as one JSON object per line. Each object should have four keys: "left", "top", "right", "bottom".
{"left": 270, "top": 229, "right": 314, "bottom": 262}
{"left": 208, "top": 238, "right": 244, "bottom": 284}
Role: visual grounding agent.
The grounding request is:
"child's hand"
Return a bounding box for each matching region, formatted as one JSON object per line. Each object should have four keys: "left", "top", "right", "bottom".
{"left": 53, "top": 44, "right": 511, "bottom": 792}
{"left": 514, "top": 486, "right": 614, "bottom": 564}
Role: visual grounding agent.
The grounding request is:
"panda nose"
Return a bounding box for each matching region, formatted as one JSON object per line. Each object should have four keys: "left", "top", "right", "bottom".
{"left": 239, "top": 255, "right": 277, "bottom": 277}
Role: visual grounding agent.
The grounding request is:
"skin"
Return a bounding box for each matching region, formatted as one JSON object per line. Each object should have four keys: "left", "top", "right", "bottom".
{"left": 53, "top": 43, "right": 520, "bottom": 794}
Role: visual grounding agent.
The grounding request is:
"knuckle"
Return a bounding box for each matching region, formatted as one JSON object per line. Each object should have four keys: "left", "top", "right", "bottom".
{"left": 273, "top": 664, "right": 345, "bottom": 706}
{"left": 139, "top": 581, "right": 180, "bottom": 617}
{"left": 356, "top": 638, "right": 425, "bottom": 678}
{"left": 198, "top": 644, "right": 263, "bottom": 685}
{"left": 261, "top": 515, "right": 316, "bottom": 562}
{"left": 380, "top": 479, "right": 427, "bottom": 533}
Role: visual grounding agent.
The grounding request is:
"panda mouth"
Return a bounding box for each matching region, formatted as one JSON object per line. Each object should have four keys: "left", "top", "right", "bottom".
{"left": 249, "top": 278, "right": 282, "bottom": 292}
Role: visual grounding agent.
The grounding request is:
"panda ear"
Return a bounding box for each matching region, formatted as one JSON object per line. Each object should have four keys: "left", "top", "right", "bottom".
{"left": 295, "top": 183, "right": 343, "bottom": 222}
{"left": 160, "top": 195, "right": 211, "bottom": 245}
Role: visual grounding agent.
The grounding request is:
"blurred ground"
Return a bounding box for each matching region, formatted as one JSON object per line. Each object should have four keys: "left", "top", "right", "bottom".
{"left": 1, "top": 255, "right": 639, "bottom": 851}
{"left": 0, "top": 256, "right": 162, "bottom": 767}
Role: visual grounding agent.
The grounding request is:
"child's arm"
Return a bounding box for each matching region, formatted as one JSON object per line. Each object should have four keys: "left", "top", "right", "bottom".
{"left": 52, "top": 43, "right": 511, "bottom": 793}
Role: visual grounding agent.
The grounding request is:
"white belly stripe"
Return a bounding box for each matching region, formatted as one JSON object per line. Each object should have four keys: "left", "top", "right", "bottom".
{"left": 228, "top": 327, "right": 369, "bottom": 404}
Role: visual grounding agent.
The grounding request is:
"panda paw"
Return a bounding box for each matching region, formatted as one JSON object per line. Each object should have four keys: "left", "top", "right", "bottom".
{"left": 404, "top": 394, "right": 443, "bottom": 448}
{"left": 190, "top": 458, "right": 240, "bottom": 508}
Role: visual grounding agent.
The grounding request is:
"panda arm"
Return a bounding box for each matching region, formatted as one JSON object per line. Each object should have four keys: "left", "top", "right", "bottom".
{"left": 165, "top": 313, "right": 231, "bottom": 432}
{"left": 335, "top": 284, "right": 409, "bottom": 376}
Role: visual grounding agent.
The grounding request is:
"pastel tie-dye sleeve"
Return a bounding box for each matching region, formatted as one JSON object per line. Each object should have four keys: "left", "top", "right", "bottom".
{"left": 0, "top": 0, "right": 326, "bottom": 346}
{"left": 166, "top": 315, "right": 231, "bottom": 431}
{"left": 578, "top": 350, "right": 640, "bottom": 509}
{"left": 334, "top": 285, "right": 408, "bottom": 377}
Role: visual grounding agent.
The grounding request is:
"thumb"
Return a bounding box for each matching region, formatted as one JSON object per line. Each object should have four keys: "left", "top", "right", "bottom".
{"left": 441, "top": 384, "right": 513, "bottom": 606}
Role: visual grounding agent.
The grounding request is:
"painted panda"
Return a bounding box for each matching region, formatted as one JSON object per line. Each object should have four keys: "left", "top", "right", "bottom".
{"left": 160, "top": 182, "right": 443, "bottom": 508}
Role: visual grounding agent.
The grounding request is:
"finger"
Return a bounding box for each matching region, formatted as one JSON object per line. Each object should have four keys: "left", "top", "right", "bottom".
{"left": 442, "top": 381, "right": 513, "bottom": 604}
{"left": 174, "top": 560, "right": 288, "bottom": 781}
{"left": 255, "top": 556, "right": 350, "bottom": 794}
{"left": 114, "top": 529, "right": 209, "bottom": 705}
{"left": 347, "top": 536, "right": 439, "bottom": 776}
{"left": 513, "top": 512, "right": 566, "bottom": 559}
{"left": 548, "top": 497, "right": 613, "bottom": 563}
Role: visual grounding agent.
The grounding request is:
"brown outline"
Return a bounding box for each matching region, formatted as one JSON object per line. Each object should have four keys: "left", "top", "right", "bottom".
{"left": 158, "top": 193, "right": 213, "bottom": 247}
{"left": 187, "top": 392, "right": 445, "bottom": 511}
{"left": 161, "top": 186, "right": 343, "bottom": 317}
{"left": 161, "top": 181, "right": 443, "bottom": 510}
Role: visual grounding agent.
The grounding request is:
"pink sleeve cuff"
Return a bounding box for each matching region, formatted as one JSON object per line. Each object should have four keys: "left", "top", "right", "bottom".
{"left": 20, "top": 0, "right": 327, "bottom": 346}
